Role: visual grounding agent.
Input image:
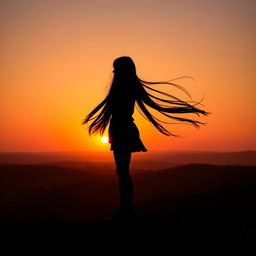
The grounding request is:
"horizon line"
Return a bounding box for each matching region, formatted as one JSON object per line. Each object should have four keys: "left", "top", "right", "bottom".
{"left": 0, "top": 149, "right": 255, "bottom": 154}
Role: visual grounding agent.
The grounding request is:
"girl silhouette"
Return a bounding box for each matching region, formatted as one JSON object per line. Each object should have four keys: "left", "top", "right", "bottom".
{"left": 82, "top": 56, "right": 211, "bottom": 222}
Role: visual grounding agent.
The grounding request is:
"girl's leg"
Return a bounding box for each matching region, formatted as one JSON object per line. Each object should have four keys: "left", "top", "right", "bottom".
{"left": 113, "top": 150, "right": 134, "bottom": 216}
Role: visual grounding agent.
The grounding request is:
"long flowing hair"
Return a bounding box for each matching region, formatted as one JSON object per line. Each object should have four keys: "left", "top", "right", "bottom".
{"left": 82, "top": 56, "right": 211, "bottom": 138}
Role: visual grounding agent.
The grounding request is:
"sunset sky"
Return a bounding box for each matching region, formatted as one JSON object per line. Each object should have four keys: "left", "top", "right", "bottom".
{"left": 1, "top": 0, "right": 255, "bottom": 152}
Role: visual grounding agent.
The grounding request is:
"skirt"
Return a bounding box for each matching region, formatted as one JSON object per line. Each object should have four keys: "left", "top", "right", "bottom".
{"left": 108, "top": 119, "right": 148, "bottom": 153}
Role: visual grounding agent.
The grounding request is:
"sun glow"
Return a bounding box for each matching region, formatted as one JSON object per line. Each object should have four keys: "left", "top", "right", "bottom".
{"left": 101, "top": 136, "right": 109, "bottom": 143}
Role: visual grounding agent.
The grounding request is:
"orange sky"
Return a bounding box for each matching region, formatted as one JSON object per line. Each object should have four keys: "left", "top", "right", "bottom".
{"left": 1, "top": 0, "right": 255, "bottom": 152}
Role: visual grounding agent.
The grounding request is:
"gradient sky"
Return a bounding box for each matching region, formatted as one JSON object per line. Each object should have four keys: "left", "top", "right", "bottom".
{"left": 1, "top": 0, "right": 255, "bottom": 152}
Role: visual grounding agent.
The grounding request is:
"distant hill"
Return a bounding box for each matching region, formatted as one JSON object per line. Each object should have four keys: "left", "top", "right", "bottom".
{"left": 0, "top": 163, "right": 255, "bottom": 225}
{"left": 0, "top": 150, "right": 255, "bottom": 168}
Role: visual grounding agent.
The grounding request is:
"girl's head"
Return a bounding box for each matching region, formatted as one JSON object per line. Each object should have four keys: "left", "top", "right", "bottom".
{"left": 112, "top": 56, "right": 137, "bottom": 78}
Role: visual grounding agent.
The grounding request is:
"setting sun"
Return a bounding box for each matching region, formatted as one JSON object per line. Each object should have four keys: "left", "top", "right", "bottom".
{"left": 101, "top": 136, "right": 109, "bottom": 143}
